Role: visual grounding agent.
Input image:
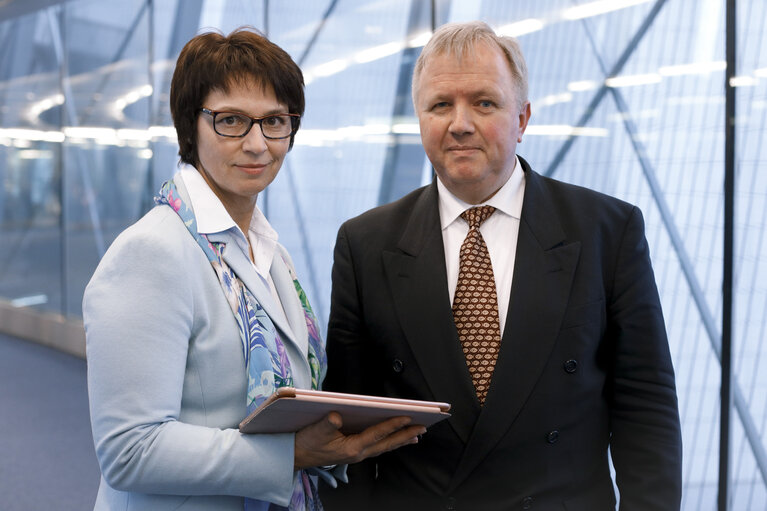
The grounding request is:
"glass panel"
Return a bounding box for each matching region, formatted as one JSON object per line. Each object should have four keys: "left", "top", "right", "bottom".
{"left": 0, "top": 11, "right": 64, "bottom": 313}
{"left": 61, "top": 0, "right": 151, "bottom": 316}
{"left": 0, "top": 0, "right": 765, "bottom": 507}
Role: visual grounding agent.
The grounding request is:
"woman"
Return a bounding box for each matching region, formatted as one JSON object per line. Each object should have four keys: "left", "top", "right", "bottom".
{"left": 83, "top": 28, "right": 423, "bottom": 511}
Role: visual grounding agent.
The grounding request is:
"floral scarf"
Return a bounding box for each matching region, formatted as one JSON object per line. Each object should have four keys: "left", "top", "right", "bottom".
{"left": 156, "top": 178, "right": 326, "bottom": 511}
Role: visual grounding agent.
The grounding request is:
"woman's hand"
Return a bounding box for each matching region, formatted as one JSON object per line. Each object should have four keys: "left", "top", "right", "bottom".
{"left": 294, "top": 412, "right": 426, "bottom": 470}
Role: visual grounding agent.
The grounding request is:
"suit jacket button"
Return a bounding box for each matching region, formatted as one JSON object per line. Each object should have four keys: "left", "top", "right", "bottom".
{"left": 522, "top": 496, "right": 534, "bottom": 509}
{"left": 392, "top": 359, "right": 404, "bottom": 373}
{"left": 546, "top": 430, "right": 560, "bottom": 444}
{"left": 563, "top": 359, "right": 578, "bottom": 373}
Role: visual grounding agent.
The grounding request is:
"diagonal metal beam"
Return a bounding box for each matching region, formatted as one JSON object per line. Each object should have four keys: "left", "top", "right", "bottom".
{"left": 574, "top": 0, "right": 767, "bottom": 490}
{"left": 543, "top": 0, "right": 667, "bottom": 178}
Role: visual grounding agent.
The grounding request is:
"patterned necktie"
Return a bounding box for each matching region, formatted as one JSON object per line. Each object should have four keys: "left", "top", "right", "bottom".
{"left": 452, "top": 206, "right": 501, "bottom": 405}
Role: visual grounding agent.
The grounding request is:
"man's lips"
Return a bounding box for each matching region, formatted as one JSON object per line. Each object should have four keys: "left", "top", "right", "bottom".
{"left": 447, "top": 146, "right": 480, "bottom": 154}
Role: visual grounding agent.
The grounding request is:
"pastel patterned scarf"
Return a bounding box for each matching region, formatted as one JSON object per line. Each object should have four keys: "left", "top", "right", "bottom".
{"left": 156, "top": 178, "right": 326, "bottom": 511}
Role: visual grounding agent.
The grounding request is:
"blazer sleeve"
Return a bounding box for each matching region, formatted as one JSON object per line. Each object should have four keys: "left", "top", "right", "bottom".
{"left": 607, "top": 206, "right": 682, "bottom": 510}
{"left": 83, "top": 211, "right": 296, "bottom": 504}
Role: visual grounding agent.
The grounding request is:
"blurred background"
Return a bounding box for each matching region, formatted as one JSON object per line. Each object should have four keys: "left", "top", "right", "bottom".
{"left": 0, "top": 0, "right": 764, "bottom": 509}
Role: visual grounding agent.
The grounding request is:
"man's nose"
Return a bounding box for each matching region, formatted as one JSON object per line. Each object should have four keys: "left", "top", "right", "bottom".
{"left": 449, "top": 105, "right": 475, "bottom": 135}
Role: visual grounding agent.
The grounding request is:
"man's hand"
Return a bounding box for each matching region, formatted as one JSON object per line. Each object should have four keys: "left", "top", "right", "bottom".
{"left": 294, "top": 412, "right": 426, "bottom": 470}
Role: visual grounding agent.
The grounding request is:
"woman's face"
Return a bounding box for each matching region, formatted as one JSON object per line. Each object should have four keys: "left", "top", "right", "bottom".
{"left": 195, "top": 79, "right": 291, "bottom": 212}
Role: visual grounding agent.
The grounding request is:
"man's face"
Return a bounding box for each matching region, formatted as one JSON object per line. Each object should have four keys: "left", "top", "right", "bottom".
{"left": 414, "top": 42, "right": 531, "bottom": 204}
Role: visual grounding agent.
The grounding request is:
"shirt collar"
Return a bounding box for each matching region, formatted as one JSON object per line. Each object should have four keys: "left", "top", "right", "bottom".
{"left": 178, "top": 165, "right": 278, "bottom": 244}
{"left": 437, "top": 155, "right": 525, "bottom": 230}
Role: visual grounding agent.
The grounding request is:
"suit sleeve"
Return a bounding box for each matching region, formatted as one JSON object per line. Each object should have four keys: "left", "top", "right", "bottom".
{"left": 320, "top": 223, "right": 380, "bottom": 504}
{"left": 607, "top": 206, "right": 682, "bottom": 510}
{"left": 323, "top": 223, "right": 382, "bottom": 397}
{"left": 83, "top": 218, "right": 296, "bottom": 504}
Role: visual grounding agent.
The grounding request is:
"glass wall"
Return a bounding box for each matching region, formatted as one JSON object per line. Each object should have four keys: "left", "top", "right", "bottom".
{"left": 0, "top": 0, "right": 765, "bottom": 507}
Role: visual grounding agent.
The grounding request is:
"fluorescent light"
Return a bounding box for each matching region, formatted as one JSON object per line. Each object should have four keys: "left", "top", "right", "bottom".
{"left": 535, "top": 92, "right": 573, "bottom": 107}
{"left": 666, "top": 95, "right": 724, "bottom": 106}
{"left": 113, "top": 84, "right": 153, "bottom": 120}
{"left": 18, "top": 149, "right": 54, "bottom": 159}
{"left": 354, "top": 42, "right": 403, "bottom": 64}
{"left": 497, "top": 19, "right": 544, "bottom": 37}
{"left": 525, "top": 124, "right": 608, "bottom": 137}
{"left": 658, "top": 61, "right": 726, "bottom": 76}
{"left": 138, "top": 148, "right": 153, "bottom": 159}
{"left": 730, "top": 76, "right": 757, "bottom": 87}
{"left": 117, "top": 129, "right": 151, "bottom": 141}
{"left": 605, "top": 73, "right": 661, "bottom": 88}
{"left": 563, "top": 0, "right": 652, "bottom": 20}
{"left": 391, "top": 123, "right": 420, "bottom": 134}
{"left": 63, "top": 127, "right": 116, "bottom": 139}
{"left": 312, "top": 59, "right": 349, "bottom": 78}
{"left": 148, "top": 125, "right": 177, "bottom": 139}
{"left": 408, "top": 32, "right": 432, "bottom": 48}
{"left": 26, "top": 93, "right": 65, "bottom": 123}
{"left": 10, "top": 294, "right": 48, "bottom": 307}
{"left": 567, "top": 80, "right": 600, "bottom": 92}
{"left": 754, "top": 67, "right": 767, "bottom": 78}
{"left": 0, "top": 128, "right": 65, "bottom": 142}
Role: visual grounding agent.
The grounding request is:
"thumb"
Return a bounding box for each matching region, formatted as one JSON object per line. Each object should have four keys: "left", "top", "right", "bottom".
{"left": 322, "top": 411, "right": 344, "bottom": 432}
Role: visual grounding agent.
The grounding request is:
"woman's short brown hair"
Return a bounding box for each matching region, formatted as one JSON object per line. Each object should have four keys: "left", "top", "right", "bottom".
{"left": 170, "top": 27, "right": 305, "bottom": 167}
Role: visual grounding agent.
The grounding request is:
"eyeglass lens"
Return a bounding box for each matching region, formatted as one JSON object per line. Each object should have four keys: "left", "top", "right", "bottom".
{"left": 214, "top": 113, "right": 293, "bottom": 138}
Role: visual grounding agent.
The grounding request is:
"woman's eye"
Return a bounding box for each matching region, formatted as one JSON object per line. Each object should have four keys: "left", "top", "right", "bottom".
{"left": 220, "top": 115, "right": 244, "bottom": 126}
{"left": 263, "top": 115, "right": 286, "bottom": 127}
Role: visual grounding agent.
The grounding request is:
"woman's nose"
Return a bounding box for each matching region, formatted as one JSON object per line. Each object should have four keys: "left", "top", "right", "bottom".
{"left": 242, "top": 124, "right": 269, "bottom": 152}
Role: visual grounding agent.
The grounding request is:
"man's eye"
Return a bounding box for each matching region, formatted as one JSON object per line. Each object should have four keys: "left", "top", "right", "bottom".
{"left": 479, "top": 100, "right": 494, "bottom": 108}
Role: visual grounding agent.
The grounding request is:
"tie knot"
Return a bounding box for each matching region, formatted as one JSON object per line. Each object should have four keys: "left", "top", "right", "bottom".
{"left": 461, "top": 206, "right": 496, "bottom": 229}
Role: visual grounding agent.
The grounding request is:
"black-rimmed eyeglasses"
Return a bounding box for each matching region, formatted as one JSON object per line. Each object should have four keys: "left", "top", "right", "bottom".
{"left": 200, "top": 108, "right": 300, "bottom": 139}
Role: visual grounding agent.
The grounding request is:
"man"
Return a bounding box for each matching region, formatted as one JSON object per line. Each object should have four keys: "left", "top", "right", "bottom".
{"left": 321, "top": 21, "right": 682, "bottom": 511}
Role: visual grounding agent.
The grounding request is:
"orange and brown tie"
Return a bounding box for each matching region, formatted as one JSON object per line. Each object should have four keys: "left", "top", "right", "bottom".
{"left": 452, "top": 206, "right": 501, "bottom": 405}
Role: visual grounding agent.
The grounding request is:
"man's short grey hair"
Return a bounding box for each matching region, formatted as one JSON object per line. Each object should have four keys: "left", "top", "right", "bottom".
{"left": 412, "top": 21, "right": 529, "bottom": 111}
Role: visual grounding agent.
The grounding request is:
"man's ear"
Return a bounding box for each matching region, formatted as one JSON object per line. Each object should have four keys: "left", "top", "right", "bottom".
{"left": 517, "top": 101, "right": 531, "bottom": 143}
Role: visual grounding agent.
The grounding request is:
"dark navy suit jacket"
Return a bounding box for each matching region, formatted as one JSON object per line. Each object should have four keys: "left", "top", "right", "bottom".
{"left": 321, "top": 157, "right": 682, "bottom": 511}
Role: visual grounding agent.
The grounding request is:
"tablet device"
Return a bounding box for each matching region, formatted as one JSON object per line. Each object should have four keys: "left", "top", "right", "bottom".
{"left": 239, "top": 387, "right": 451, "bottom": 435}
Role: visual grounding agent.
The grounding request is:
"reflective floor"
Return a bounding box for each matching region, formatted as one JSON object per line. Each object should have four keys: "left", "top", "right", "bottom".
{"left": 0, "top": 333, "right": 99, "bottom": 510}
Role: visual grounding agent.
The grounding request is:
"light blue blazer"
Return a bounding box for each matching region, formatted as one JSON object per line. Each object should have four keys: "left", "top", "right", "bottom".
{"left": 84, "top": 177, "right": 326, "bottom": 510}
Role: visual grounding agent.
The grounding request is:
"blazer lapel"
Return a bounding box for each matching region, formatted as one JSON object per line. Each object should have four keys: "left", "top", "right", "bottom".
{"left": 382, "top": 182, "right": 479, "bottom": 443}
{"left": 448, "top": 163, "right": 581, "bottom": 491}
{"left": 208, "top": 231, "right": 298, "bottom": 350}
{"left": 270, "top": 250, "right": 311, "bottom": 378}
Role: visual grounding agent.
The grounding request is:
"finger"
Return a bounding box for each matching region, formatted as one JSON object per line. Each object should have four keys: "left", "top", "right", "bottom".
{"left": 361, "top": 425, "right": 427, "bottom": 458}
{"left": 356, "top": 415, "right": 413, "bottom": 444}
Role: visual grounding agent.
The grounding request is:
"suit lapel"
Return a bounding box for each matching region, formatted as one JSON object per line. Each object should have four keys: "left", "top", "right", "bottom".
{"left": 447, "top": 163, "right": 581, "bottom": 491}
{"left": 382, "top": 182, "right": 480, "bottom": 443}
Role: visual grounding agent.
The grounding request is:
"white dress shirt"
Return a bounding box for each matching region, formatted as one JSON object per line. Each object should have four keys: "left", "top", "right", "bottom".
{"left": 180, "top": 165, "right": 290, "bottom": 328}
{"left": 438, "top": 156, "right": 526, "bottom": 336}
